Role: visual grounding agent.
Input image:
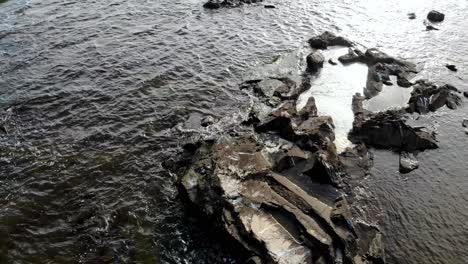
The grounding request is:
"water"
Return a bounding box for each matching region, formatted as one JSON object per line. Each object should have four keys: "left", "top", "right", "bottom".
{"left": 1, "top": 0, "right": 467, "bottom": 263}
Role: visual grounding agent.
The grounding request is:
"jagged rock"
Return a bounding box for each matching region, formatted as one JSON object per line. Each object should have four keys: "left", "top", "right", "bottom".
{"left": 399, "top": 152, "right": 419, "bottom": 173}
{"left": 408, "top": 13, "right": 416, "bottom": 19}
{"left": 427, "top": 10, "right": 445, "bottom": 22}
{"left": 446, "top": 64, "right": 458, "bottom": 72}
{"left": 306, "top": 50, "right": 325, "bottom": 73}
{"left": 308, "top": 31, "right": 353, "bottom": 49}
{"left": 203, "top": 0, "right": 263, "bottom": 9}
{"left": 350, "top": 111, "right": 438, "bottom": 152}
{"left": 298, "top": 96, "right": 318, "bottom": 118}
{"left": 338, "top": 48, "right": 364, "bottom": 64}
{"left": 407, "top": 81, "right": 462, "bottom": 113}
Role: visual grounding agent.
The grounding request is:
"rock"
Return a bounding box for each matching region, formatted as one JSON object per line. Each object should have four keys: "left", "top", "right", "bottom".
{"left": 407, "top": 81, "right": 462, "bottom": 113}
{"left": 338, "top": 48, "right": 364, "bottom": 64}
{"left": 203, "top": 1, "right": 221, "bottom": 8}
{"left": 298, "top": 96, "right": 317, "bottom": 118}
{"left": 462, "top": 119, "right": 468, "bottom": 128}
{"left": 328, "top": 58, "right": 338, "bottom": 65}
{"left": 201, "top": 116, "right": 216, "bottom": 127}
{"left": 426, "top": 25, "right": 439, "bottom": 31}
{"left": 264, "top": 4, "right": 275, "bottom": 8}
{"left": 350, "top": 111, "right": 438, "bottom": 152}
{"left": 408, "top": 13, "right": 416, "bottom": 19}
{"left": 203, "top": 0, "right": 263, "bottom": 9}
{"left": 399, "top": 152, "right": 419, "bottom": 173}
{"left": 446, "top": 64, "right": 458, "bottom": 72}
{"left": 427, "top": 10, "right": 445, "bottom": 22}
{"left": 383, "top": 80, "right": 393, "bottom": 86}
{"left": 364, "top": 48, "right": 396, "bottom": 64}
{"left": 465, "top": 128, "right": 468, "bottom": 135}
{"left": 464, "top": 91, "right": 468, "bottom": 98}
{"left": 306, "top": 50, "right": 325, "bottom": 73}
{"left": 397, "top": 76, "right": 413, "bottom": 87}
{"left": 308, "top": 31, "right": 353, "bottom": 49}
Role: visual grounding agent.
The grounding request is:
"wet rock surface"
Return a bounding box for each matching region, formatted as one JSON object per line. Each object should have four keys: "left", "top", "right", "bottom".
{"left": 308, "top": 31, "right": 353, "bottom": 49}
{"left": 167, "top": 32, "right": 466, "bottom": 264}
{"left": 427, "top": 10, "right": 445, "bottom": 22}
{"left": 203, "top": 0, "right": 263, "bottom": 9}
{"left": 307, "top": 51, "right": 325, "bottom": 73}
{"left": 399, "top": 152, "right": 419, "bottom": 174}
{"left": 167, "top": 35, "right": 388, "bottom": 263}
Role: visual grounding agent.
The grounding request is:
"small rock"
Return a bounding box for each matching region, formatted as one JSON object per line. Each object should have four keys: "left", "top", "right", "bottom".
{"left": 306, "top": 51, "right": 325, "bottom": 73}
{"left": 201, "top": 116, "right": 216, "bottom": 127}
{"left": 465, "top": 128, "right": 468, "bottom": 135}
{"left": 408, "top": 13, "right": 416, "bottom": 19}
{"left": 464, "top": 91, "right": 468, "bottom": 98}
{"left": 383, "top": 80, "right": 393, "bottom": 86}
{"left": 426, "top": 25, "right": 439, "bottom": 31}
{"left": 399, "top": 152, "right": 419, "bottom": 173}
{"left": 446, "top": 64, "right": 458, "bottom": 72}
{"left": 203, "top": 1, "right": 221, "bottom": 9}
{"left": 462, "top": 119, "right": 468, "bottom": 128}
{"left": 328, "top": 58, "right": 338, "bottom": 65}
{"left": 397, "top": 77, "right": 413, "bottom": 87}
{"left": 427, "top": 10, "right": 445, "bottom": 22}
{"left": 264, "top": 4, "right": 275, "bottom": 8}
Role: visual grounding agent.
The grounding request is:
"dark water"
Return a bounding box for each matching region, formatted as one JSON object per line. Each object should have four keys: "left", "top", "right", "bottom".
{"left": 1, "top": 0, "right": 467, "bottom": 263}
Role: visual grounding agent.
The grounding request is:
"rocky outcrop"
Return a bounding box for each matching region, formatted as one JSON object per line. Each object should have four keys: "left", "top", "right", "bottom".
{"left": 407, "top": 80, "right": 463, "bottom": 113}
{"left": 308, "top": 31, "right": 353, "bottom": 49}
{"left": 169, "top": 63, "right": 384, "bottom": 263}
{"left": 427, "top": 10, "right": 445, "bottom": 22}
{"left": 203, "top": 0, "right": 263, "bottom": 9}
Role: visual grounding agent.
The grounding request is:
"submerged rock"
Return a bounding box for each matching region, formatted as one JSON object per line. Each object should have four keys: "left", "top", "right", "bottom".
{"left": 308, "top": 31, "right": 353, "bottom": 49}
{"left": 427, "top": 10, "right": 445, "bottom": 22}
{"left": 399, "top": 152, "right": 419, "bottom": 173}
{"left": 306, "top": 50, "right": 325, "bottom": 73}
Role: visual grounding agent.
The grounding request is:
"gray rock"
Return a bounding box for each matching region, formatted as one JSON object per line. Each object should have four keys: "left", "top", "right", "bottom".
{"left": 408, "top": 13, "right": 416, "bottom": 19}
{"left": 426, "top": 25, "right": 439, "bottom": 31}
{"left": 462, "top": 119, "right": 468, "bottom": 128}
{"left": 427, "top": 10, "right": 445, "bottom": 22}
{"left": 308, "top": 31, "right": 353, "bottom": 49}
{"left": 399, "top": 152, "right": 419, "bottom": 173}
{"left": 306, "top": 50, "right": 325, "bottom": 73}
{"left": 338, "top": 48, "right": 364, "bottom": 64}
{"left": 328, "top": 58, "right": 338, "bottom": 65}
{"left": 464, "top": 91, "right": 468, "bottom": 98}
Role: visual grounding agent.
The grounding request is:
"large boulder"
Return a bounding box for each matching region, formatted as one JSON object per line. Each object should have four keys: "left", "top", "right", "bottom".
{"left": 427, "top": 10, "right": 445, "bottom": 22}
{"left": 350, "top": 111, "right": 438, "bottom": 152}
{"left": 306, "top": 50, "right": 325, "bottom": 73}
{"left": 308, "top": 31, "right": 353, "bottom": 49}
